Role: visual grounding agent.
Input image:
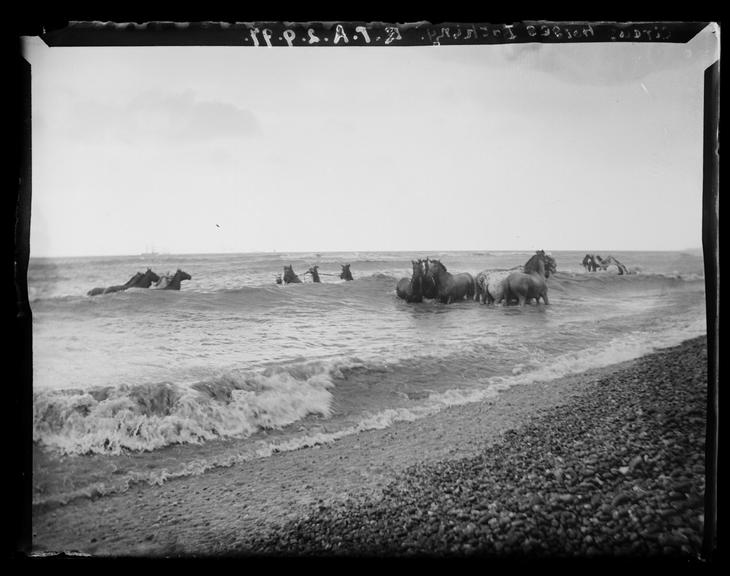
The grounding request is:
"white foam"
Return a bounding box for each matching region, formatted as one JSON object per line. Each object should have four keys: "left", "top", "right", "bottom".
{"left": 239, "top": 318, "right": 708, "bottom": 460}
{"left": 33, "top": 361, "right": 340, "bottom": 455}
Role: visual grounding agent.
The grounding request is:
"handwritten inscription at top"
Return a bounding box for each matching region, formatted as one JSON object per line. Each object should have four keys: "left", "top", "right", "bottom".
{"left": 45, "top": 21, "right": 703, "bottom": 48}
{"left": 243, "top": 22, "right": 675, "bottom": 47}
{"left": 247, "top": 24, "right": 404, "bottom": 46}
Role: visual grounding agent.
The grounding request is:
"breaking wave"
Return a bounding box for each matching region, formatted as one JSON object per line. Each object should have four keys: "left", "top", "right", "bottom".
{"left": 32, "top": 359, "right": 356, "bottom": 455}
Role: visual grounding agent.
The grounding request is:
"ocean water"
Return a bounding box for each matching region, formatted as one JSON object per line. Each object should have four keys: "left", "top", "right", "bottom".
{"left": 29, "top": 250, "right": 707, "bottom": 510}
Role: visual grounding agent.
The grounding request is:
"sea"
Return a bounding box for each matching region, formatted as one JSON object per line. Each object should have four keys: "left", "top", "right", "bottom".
{"left": 28, "top": 249, "right": 707, "bottom": 511}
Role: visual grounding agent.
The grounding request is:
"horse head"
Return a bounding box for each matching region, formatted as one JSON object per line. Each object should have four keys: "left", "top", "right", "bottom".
{"left": 283, "top": 265, "right": 301, "bottom": 283}
{"left": 425, "top": 259, "right": 447, "bottom": 286}
{"left": 308, "top": 265, "right": 321, "bottom": 282}
{"left": 410, "top": 259, "right": 424, "bottom": 288}
{"left": 544, "top": 254, "right": 557, "bottom": 277}
{"left": 426, "top": 259, "right": 444, "bottom": 273}
{"left": 145, "top": 268, "right": 161, "bottom": 283}
{"left": 176, "top": 269, "right": 192, "bottom": 281}
{"left": 340, "top": 264, "right": 353, "bottom": 280}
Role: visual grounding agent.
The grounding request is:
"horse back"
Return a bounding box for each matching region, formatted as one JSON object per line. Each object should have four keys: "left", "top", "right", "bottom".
{"left": 396, "top": 277, "right": 410, "bottom": 297}
{"left": 506, "top": 271, "right": 547, "bottom": 296}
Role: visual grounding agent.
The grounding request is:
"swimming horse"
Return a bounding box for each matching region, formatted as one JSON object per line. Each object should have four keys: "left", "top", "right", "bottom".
{"left": 502, "top": 250, "right": 556, "bottom": 306}
{"left": 340, "top": 264, "right": 353, "bottom": 281}
{"left": 87, "top": 268, "right": 160, "bottom": 296}
{"left": 305, "top": 265, "right": 322, "bottom": 283}
{"left": 282, "top": 265, "right": 302, "bottom": 284}
{"left": 582, "top": 254, "right": 599, "bottom": 272}
{"left": 153, "top": 269, "right": 192, "bottom": 290}
{"left": 599, "top": 255, "right": 630, "bottom": 275}
{"left": 396, "top": 259, "right": 424, "bottom": 303}
{"left": 583, "top": 254, "right": 630, "bottom": 275}
{"left": 425, "top": 259, "right": 475, "bottom": 304}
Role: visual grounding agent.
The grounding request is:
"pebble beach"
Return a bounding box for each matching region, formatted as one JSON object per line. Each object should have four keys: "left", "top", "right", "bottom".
{"left": 31, "top": 335, "right": 710, "bottom": 560}
{"left": 247, "top": 336, "right": 709, "bottom": 559}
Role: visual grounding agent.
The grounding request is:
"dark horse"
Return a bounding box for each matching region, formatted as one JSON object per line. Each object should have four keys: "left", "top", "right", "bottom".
{"left": 283, "top": 265, "right": 302, "bottom": 284}
{"left": 87, "top": 268, "right": 160, "bottom": 296}
{"left": 425, "top": 259, "right": 475, "bottom": 304}
{"left": 582, "top": 254, "right": 599, "bottom": 272}
{"left": 421, "top": 259, "right": 439, "bottom": 299}
{"left": 306, "top": 265, "right": 322, "bottom": 283}
{"left": 396, "top": 259, "right": 424, "bottom": 303}
{"left": 582, "top": 253, "right": 629, "bottom": 275}
{"left": 340, "top": 264, "right": 353, "bottom": 281}
{"left": 502, "top": 250, "right": 555, "bottom": 306}
{"left": 154, "top": 269, "right": 192, "bottom": 291}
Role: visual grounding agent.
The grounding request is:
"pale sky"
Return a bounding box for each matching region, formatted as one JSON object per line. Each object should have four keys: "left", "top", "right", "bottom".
{"left": 23, "top": 25, "right": 719, "bottom": 257}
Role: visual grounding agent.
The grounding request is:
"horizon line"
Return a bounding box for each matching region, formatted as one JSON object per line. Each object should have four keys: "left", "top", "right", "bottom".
{"left": 28, "top": 247, "right": 704, "bottom": 259}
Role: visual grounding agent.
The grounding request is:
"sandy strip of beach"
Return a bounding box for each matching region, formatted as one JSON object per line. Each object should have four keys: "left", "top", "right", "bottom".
{"left": 30, "top": 336, "right": 709, "bottom": 559}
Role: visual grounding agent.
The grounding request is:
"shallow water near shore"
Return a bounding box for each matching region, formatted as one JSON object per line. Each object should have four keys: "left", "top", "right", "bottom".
{"left": 29, "top": 249, "right": 706, "bottom": 510}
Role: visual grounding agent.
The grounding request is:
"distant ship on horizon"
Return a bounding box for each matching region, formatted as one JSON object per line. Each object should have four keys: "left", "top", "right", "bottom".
{"left": 140, "top": 244, "right": 166, "bottom": 257}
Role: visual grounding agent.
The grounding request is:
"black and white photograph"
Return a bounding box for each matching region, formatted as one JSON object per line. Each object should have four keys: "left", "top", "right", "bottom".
{"left": 17, "top": 20, "right": 718, "bottom": 559}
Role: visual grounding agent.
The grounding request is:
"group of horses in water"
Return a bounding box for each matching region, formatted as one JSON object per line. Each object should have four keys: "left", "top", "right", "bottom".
{"left": 87, "top": 268, "right": 191, "bottom": 296}
{"left": 276, "top": 263, "right": 354, "bottom": 284}
{"left": 86, "top": 252, "right": 631, "bottom": 301}
{"left": 397, "top": 251, "right": 558, "bottom": 307}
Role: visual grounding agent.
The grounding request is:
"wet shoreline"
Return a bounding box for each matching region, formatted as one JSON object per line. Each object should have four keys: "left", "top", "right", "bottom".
{"left": 31, "top": 336, "right": 709, "bottom": 558}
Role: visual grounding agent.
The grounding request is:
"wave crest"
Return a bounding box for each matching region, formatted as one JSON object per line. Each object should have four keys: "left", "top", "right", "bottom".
{"left": 33, "top": 362, "right": 340, "bottom": 455}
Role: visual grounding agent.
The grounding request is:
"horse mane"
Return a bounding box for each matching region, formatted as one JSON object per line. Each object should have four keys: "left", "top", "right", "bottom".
{"left": 124, "top": 272, "right": 144, "bottom": 286}
{"left": 431, "top": 260, "right": 446, "bottom": 273}
{"left": 524, "top": 251, "right": 556, "bottom": 276}
{"left": 524, "top": 252, "right": 543, "bottom": 272}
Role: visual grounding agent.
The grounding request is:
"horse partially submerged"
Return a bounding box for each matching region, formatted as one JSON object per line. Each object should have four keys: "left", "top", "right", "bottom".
{"left": 502, "top": 250, "right": 556, "bottom": 306}
{"left": 421, "top": 259, "right": 439, "bottom": 299}
{"left": 340, "top": 264, "right": 353, "bottom": 281}
{"left": 598, "top": 255, "right": 630, "bottom": 275}
{"left": 87, "top": 268, "right": 160, "bottom": 296}
{"left": 583, "top": 254, "right": 630, "bottom": 275}
{"left": 582, "top": 254, "right": 599, "bottom": 272}
{"left": 153, "top": 269, "right": 191, "bottom": 290}
{"left": 396, "top": 259, "right": 424, "bottom": 303}
{"left": 425, "top": 259, "right": 475, "bottom": 304}
{"left": 282, "top": 265, "right": 302, "bottom": 284}
{"left": 306, "top": 265, "right": 322, "bottom": 283}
